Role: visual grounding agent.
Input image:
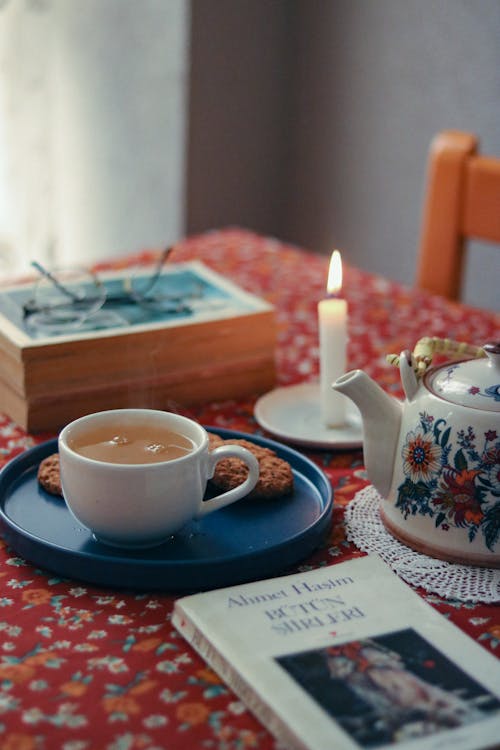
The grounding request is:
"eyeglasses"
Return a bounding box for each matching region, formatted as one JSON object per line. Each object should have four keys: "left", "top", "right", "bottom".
{"left": 22, "top": 247, "right": 202, "bottom": 332}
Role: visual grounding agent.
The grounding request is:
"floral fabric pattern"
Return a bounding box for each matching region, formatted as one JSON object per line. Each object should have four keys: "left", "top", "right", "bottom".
{"left": 0, "top": 229, "right": 498, "bottom": 749}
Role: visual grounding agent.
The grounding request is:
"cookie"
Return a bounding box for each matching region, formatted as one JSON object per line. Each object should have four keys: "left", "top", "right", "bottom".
{"left": 208, "top": 433, "right": 224, "bottom": 450}
{"left": 209, "top": 433, "right": 274, "bottom": 460}
{"left": 222, "top": 438, "right": 275, "bottom": 461}
{"left": 208, "top": 434, "right": 293, "bottom": 499}
{"left": 37, "top": 453, "right": 63, "bottom": 497}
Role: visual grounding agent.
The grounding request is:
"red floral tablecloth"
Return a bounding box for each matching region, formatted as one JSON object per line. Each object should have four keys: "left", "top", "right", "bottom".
{"left": 0, "top": 229, "right": 498, "bottom": 750}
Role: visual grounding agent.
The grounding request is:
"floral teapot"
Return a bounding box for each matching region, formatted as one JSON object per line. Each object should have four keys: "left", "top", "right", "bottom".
{"left": 333, "top": 338, "right": 500, "bottom": 567}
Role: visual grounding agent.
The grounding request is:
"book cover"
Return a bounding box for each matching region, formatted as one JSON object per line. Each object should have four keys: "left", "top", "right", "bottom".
{"left": 0, "top": 260, "right": 274, "bottom": 349}
{"left": 172, "top": 555, "right": 500, "bottom": 750}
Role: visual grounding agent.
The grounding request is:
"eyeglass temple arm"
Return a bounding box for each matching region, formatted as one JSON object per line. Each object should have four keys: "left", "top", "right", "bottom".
{"left": 119, "top": 245, "right": 173, "bottom": 298}
{"left": 30, "top": 261, "right": 81, "bottom": 301}
{"left": 24, "top": 246, "right": 174, "bottom": 314}
{"left": 138, "top": 246, "right": 173, "bottom": 295}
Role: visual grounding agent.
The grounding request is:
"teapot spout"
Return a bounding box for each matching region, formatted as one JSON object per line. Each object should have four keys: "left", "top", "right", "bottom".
{"left": 333, "top": 370, "right": 402, "bottom": 498}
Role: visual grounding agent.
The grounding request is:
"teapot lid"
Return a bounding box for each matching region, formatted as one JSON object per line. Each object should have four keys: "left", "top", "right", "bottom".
{"left": 426, "top": 342, "right": 500, "bottom": 411}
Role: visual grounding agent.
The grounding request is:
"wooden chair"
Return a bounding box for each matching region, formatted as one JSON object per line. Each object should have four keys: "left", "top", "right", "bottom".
{"left": 416, "top": 130, "right": 500, "bottom": 300}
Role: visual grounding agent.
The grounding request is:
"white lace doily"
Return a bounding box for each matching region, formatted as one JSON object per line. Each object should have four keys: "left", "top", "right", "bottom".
{"left": 345, "top": 485, "right": 500, "bottom": 604}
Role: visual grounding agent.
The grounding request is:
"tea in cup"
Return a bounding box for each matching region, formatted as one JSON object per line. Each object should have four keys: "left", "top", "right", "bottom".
{"left": 58, "top": 409, "right": 260, "bottom": 548}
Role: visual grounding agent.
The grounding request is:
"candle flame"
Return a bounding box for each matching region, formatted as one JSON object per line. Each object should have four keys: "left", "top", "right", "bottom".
{"left": 327, "top": 250, "right": 342, "bottom": 295}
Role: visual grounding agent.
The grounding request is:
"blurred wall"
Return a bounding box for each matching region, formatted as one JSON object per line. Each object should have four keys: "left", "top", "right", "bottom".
{"left": 186, "top": 0, "right": 292, "bottom": 237}
{"left": 187, "top": 0, "right": 500, "bottom": 311}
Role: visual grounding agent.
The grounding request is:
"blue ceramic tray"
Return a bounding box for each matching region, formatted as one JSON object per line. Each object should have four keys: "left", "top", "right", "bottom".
{"left": 0, "top": 428, "right": 332, "bottom": 592}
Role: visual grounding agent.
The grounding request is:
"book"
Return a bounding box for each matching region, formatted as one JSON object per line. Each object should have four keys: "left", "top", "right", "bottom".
{"left": 0, "top": 261, "right": 276, "bottom": 430}
{"left": 172, "top": 555, "right": 500, "bottom": 750}
{"left": 0, "top": 351, "right": 275, "bottom": 432}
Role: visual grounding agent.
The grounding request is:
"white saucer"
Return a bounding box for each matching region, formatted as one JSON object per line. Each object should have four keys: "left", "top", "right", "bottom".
{"left": 254, "top": 382, "right": 364, "bottom": 449}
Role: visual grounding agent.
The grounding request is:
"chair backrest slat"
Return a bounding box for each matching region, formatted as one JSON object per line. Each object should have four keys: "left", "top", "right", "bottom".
{"left": 416, "top": 130, "right": 500, "bottom": 301}
{"left": 463, "top": 156, "right": 500, "bottom": 241}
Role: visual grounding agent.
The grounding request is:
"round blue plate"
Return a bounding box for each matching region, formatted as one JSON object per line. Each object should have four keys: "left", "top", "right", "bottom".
{"left": 0, "top": 428, "right": 332, "bottom": 592}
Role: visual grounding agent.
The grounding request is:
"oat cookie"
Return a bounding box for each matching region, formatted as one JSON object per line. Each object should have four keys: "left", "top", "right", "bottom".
{"left": 220, "top": 438, "right": 275, "bottom": 461}
{"left": 208, "top": 432, "right": 224, "bottom": 450}
{"left": 208, "top": 434, "right": 293, "bottom": 500}
{"left": 253, "top": 455, "right": 294, "bottom": 499}
{"left": 208, "top": 433, "right": 274, "bottom": 460}
{"left": 37, "top": 453, "right": 63, "bottom": 497}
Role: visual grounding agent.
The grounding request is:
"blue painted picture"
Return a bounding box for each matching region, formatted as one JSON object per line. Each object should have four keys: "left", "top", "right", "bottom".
{"left": 0, "top": 261, "right": 271, "bottom": 343}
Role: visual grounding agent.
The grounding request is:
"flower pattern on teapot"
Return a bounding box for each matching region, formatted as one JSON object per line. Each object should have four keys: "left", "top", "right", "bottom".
{"left": 433, "top": 363, "right": 500, "bottom": 405}
{"left": 396, "top": 412, "right": 500, "bottom": 553}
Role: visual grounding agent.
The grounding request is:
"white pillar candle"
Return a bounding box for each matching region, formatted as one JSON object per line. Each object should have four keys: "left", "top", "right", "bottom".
{"left": 318, "top": 250, "right": 347, "bottom": 427}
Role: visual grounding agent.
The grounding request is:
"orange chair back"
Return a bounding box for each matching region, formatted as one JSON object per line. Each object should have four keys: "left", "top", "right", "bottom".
{"left": 416, "top": 130, "right": 500, "bottom": 300}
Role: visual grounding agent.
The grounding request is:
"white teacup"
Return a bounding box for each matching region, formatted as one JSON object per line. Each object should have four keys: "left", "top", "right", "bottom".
{"left": 58, "top": 409, "right": 259, "bottom": 548}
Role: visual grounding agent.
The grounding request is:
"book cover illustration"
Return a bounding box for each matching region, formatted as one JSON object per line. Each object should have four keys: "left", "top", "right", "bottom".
{"left": 173, "top": 555, "right": 500, "bottom": 750}
{"left": 0, "top": 260, "right": 273, "bottom": 345}
{"left": 277, "top": 628, "right": 499, "bottom": 748}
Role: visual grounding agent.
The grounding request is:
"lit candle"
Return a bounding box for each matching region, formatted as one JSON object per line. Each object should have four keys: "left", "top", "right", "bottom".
{"left": 318, "top": 250, "right": 347, "bottom": 427}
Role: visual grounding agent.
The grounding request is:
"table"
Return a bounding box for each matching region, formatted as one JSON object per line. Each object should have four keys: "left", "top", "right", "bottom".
{"left": 0, "top": 228, "right": 498, "bottom": 749}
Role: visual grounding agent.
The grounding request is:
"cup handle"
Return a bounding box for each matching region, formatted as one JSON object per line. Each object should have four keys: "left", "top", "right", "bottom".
{"left": 194, "top": 445, "right": 260, "bottom": 518}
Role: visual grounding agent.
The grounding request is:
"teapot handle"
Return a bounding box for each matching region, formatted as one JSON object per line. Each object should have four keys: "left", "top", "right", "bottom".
{"left": 399, "top": 349, "right": 419, "bottom": 402}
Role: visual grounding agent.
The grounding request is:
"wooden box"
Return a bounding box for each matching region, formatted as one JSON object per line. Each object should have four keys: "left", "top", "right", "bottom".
{"left": 0, "top": 261, "right": 276, "bottom": 432}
